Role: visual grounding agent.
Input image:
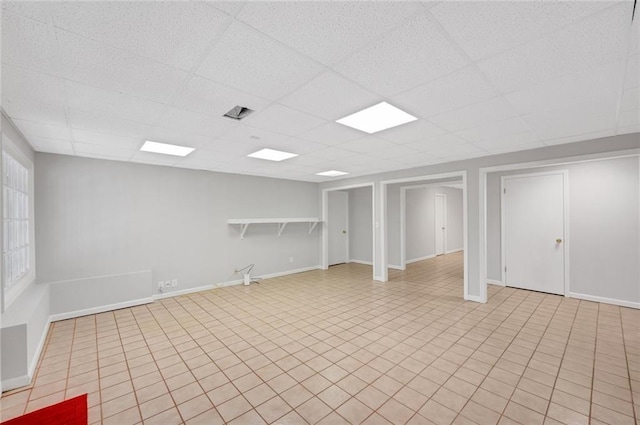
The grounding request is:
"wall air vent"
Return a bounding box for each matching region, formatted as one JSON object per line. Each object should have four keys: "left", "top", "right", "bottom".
{"left": 223, "top": 105, "right": 254, "bottom": 120}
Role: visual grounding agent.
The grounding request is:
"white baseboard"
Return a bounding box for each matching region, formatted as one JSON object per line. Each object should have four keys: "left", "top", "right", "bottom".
{"left": 387, "top": 264, "right": 405, "bottom": 270}
{"left": 445, "top": 248, "right": 463, "bottom": 254}
{"left": 349, "top": 259, "right": 373, "bottom": 266}
{"left": 1, "top": 317, "right": 51, "bottom": 392}
{"left": 2, "top": 374, "right": 32, "bottom": 392}
{"left": 465, "top": 294, "right": 486, "bottom": 303}
{"left": 153, "top": 284, "right": 217, "bottom": 300}
{"left": 487, "top": 279, "right": 505, "bottom": 286}
{"left": 406, "top": 254, "right": 436, "bottom": 264}
{"left": 568, "top": 292, "right": 640, "bottom": 309}
{"left": 373, "top": 275, "right": 385, "bottom": 282}
{"left": 50, "top": 297, "right": 154, "bottom": 322}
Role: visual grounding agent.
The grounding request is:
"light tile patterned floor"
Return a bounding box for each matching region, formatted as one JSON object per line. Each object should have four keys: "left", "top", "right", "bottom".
{"left": 1, "top": 252, "right": 639, "bottom": 424}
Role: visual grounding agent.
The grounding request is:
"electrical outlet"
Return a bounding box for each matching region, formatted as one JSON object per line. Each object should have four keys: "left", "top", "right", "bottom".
{"left": 158, "top": 281, "right": 163, "bottom": 289}
{"left": 289, "top": 257, "right": 294, "bottom": 263}
{"left": 171, "top": 279, "right": 178, "bottom": 287}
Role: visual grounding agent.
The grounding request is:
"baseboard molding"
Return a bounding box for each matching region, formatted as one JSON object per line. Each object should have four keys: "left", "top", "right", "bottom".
{"left": 1, "top": 317, "right": 50, "bottom": 392}
{"left": 487, "top": 279, "right": 505, "bottom": 286}
{"left": 153, "top": 266, "right": 322, "bottom": 301}
{"left": 50, "top": 297, "right": 154, "bottom": 322}
{"left": 568, "top": 292, "right": 640, "bottom": 309}
{"left": 465, "top": 294, "right": 485, "bottom": 303}
{"left": 349, "top": 259, "right": 373, "bottom": 266}
{"left": 387, "top": 264, "right": 405, "bottom": 270}
{"left": 406, "top": 254, "right": 436, "bottom": 264}
{"left": 2, "top": 374, "right": 32, "bottom": 392}
{"left": 373, "top": 275, "right": 385, "bottom": 282}
{"left": 445, "top": 248, "right": 463, "bottom": 254}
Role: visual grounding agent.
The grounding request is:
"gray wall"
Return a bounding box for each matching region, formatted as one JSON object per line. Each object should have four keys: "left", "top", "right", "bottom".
{"left": 347, "top": 187, "right": 373, "bottom": 263}
{"left": 35, "top": 154, "right": 321, "bottom": 295}
{"left": 406, "top": 187, "right": 434, "bottom": 261}
{"left": 487, "top": 155, "right": 640, "bottom": 303}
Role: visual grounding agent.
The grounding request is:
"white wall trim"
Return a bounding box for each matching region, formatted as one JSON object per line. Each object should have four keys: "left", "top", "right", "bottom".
{"left": 349, "top": 259, "right": 373, "bottom": 266}
{"left": 487, "top": 279, "right": 505, "bottom": 286}
{"left": 465, "top": 294, "right": 484, "bottom": 303}
{"left": 568, "top": 292, "right": 640, "bottom": 309}
{"left": 50, "top": 297, "right": 154, "bottom": 322}
{"left": 387, "top": 264, "right": 404, "bottom": 270}
{"left": 1, "top": 317, "right": 51, "bottom": 392}
{"left": 406, "top": 254, "right": 436, "bottom": 264}
{"left": 446, "top": 248, "right": 463, "bottom": 255}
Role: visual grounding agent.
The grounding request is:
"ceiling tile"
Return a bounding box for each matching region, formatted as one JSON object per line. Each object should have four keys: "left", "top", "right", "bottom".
{"left": 405, "top": 133, "right": 468, "bottom": 154}
{"left": 178, "top": 147, "right": 241, "bottom": 164}
{"left": 618, "top": 108, "right": 640, "bottom": 129}
{"left": 477, "top": 4, "right": 630, "bottom": 93}
{"left": 298, "top": 123, "right": 363, "bottom": 146}
{"left": 340, "top": 136, "right": 397, "bottom": 153}
{"left": 129, "top": 151, "right": 181, "bottom": 166}
{"left": 236, "top": 2, "right": 419, "bottom": 65}
{"left": 198, "top": 138, "right": 263, "bottom": 156}
{"left": 207, "top": 2, "right": 245, "bottom": 18}
{"left": 368, "top": 144, "right": 420, "bottom": 160}
{"left": 142, "top": 125, "right": 215, "bottom": 149}
{"left": 625, "top": 54, "right": 639, "bottom": 89}
{"left": 484, "top": 141, "right": 547, "bottom": 156}
{"left": 428, "top": 96, "right": 519, "bottom": 133}
{"left": 390, "top": 66, "right": 499, "bottom": 119}
{"left": 12, "top": 119, "right": 72, "bottom": 141}
{"left": 25, "top": 137, "right": 74, "bottom": 155}
{"left": 543, "top": 129, "right": 617, "bottom": 146}
{"left": 71, "top": 129, "right": 142, "bottom": 150}
{"left": 308, "top": 147, "right": 360, "bottom": 162}
{"left": 454, "top": 117, "right": 532, "bottom": 144}
{"left": 68, "top": 109, "right": 146, "bottom": 139}
{"left": 196, "top": 22, "right": 323, "bottom": 101}
{"left": 55, "top": 29, "right": 188, "bottom": 103}
{"left": 65, "top": 81, "right": 167, "bottom": 125}
{"left": 334, "top": 11, "right": 468, "bottom": 96}
{"left": 272, "top": 138, "right": 326, "bottom": 155}
{"left": 2, "top": 1, "right": 50, "bottom": 23}
{"left": 523, "top": 93, "right": 619, "bottom": 141}
{"left": 51, "top": 2, "right": 230, "bottom": 71}
{"left": 376, "top": 120, "right": 448, "bottom": 144}
{"left": 504, "top": 61, "right": 623, "bottom": 115}
{"left": 219, "top": 125, "right": 288, "bottom": 146}
{"left": 3, "top": 98, "right": 67, "bottom": 127}
{"left": 1, "top": 65, "right": 66, "bottom": 106}
{"left": 243, "top": 104, "right": 326, "bottom": 136}
{"left": 155, "top": 107, "right": 239, "bottom": 139}
{"left": 2, "top": 11, "right": 55, "bottom": 72}
{"left": 619, "top": 86, "right": 639, "bottom": 112}
{"left": 73, "top": 142, "right": 135, "bottom": 160}
{"left": 471, "top": 131, "right": 540, "bottom": 150}
{"left": 430, "top": 1, "right": 615, "bottom": 61}
{"left": 280, "top": 71, "right": 379, "bottom": 121}
{"left": 170, "top": 76, "right": 271, "bottom": 117}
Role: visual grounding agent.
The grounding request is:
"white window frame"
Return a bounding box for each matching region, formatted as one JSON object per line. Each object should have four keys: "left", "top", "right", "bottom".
{"left": 2, "top": 135, "right": 35, "bottom": 312}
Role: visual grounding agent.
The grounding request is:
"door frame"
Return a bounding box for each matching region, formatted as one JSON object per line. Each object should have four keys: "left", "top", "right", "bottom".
{"left": 321, "top": 183, "right": 375, "bottom": 279}
{"left": 328, "top": 190, "right": 349, "bottom": 266}
{"left": 500, "top": 170, "right": 570, "bottom": 295}
{"left": 434, "top": 193, "right": 447, "bottom": 256}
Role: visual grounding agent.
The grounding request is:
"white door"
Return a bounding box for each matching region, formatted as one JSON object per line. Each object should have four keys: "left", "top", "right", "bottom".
{"left": 503, "top": 172, "right": 565, "bottom": 295}
{"left": 328, "top": 191, "right": 348, "bottom": 266}
{"left": 435, "top": 194, "right": 446, "bottom": 256}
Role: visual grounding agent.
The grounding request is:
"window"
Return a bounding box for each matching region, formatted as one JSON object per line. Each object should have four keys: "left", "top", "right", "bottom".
{"left": 2, "top": 145, "right": 33, "bottom": 308}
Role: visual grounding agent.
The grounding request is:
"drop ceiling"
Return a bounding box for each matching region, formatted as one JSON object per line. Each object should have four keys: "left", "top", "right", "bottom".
{"left": 1, "top": 1, "right": 638, "bottom": 182}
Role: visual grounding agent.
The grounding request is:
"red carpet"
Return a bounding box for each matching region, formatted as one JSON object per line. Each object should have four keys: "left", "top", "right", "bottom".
{"left": 2, "top": 394, "right": 87, "bottom": 425}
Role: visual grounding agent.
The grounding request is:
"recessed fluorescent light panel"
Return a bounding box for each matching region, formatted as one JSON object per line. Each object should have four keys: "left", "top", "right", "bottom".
{"left": 247, "top": 148, "right": 298, "bottom": 161}
{"left": 316, "top": 170, "right": 349, "bottom": 177}
{"left": 336, "top": 101, "right": 417, "bottom": 134}
{"left": 140, "top": 141, "right": 195, "bottom": 157}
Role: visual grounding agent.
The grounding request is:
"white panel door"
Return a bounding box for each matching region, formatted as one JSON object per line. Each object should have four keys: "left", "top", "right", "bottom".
{"left": 435, "top": 194, "right": 446, "bottom": 256}
{"left": 328, "top": 191, "right": 348, "bottom": 266}
{"left": 503, "top": 173, "right": 565, "bottom": 295}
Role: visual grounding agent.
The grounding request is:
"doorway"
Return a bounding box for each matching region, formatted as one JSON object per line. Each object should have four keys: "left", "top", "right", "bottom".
{"left": 501, "top": 171, "right": 567, "bottom": 295}
{"left": 435, "top": 194, "right": 446, "bottom": 256}
{"left": 328, "top": 191, "right": 348, "bottom": 266}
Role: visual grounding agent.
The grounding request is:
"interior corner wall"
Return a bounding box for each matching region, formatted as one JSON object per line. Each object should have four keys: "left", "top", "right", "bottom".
{"left": 487, "top": 155, "right": 640, "bottom": 304}
{"left": 386, "top": 185, "right": 401, "bottom": 267}
{"left": 35, "top": 154, "right": 321, "bottom": 299}
{"left": 347, "top": 187, "right": 373, "bottom": 263}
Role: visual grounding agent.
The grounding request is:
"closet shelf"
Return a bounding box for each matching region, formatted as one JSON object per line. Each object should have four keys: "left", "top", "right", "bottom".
{"left": 228, "top": 218, "right": 323, "bottom": 239}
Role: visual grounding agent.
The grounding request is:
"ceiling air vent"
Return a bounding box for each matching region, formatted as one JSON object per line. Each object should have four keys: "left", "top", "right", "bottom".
{"left": 223, "top": 105, "right": 254, "bottom": 120}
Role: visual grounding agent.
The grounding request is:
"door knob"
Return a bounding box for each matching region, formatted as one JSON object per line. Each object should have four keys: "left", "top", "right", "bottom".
{"left": 556, "top": 238, "right": 562, "bottom": 243}
{"left": 342, "top": 230, "right": 347, "bottom": 234}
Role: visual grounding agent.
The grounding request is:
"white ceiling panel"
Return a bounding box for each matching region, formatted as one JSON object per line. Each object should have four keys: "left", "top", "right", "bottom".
{"left": 196, "top": 22, "right": 323, "bottom": 101}
{"left": 298, "top": 123, "right": 363, "bottom": 146}
{"left": 308, "top": 147, "right": 360, "bottom": 162}
{"left": 26, "top": 137, "right": 74, "bottom": 155}
{"left": 478, "top": 4, "right": 631, "bottom": 94}
{"left": 71, "top": 130, "right": 142, "bottom": 150}
{"left": 68, "top": 109, "right": 146, "bottom": 139}
{"left": 524, "top": 93, "right": 619, "bottom": 141}
{"left": 429, "top": 96, "right": 519, "bottom": 133}
{"left": 618, "top": 108, "right": 640, "bottom": 129}
{"left": 390, "top": 66, "right": 499, "bottom": 119}
{"left": 219, "top": 125, "right": 288, "bottom": 147}
{"left": 12, "top": 119, "right": 72, "bottom": 141}
{"left": 1, "top": 66, "right": 66, "bottom": 106}
{"left": 55, "top": 30, "right": 188, "bottom": 104}
{"left": 543, "top": 129, "right": 617, "bottom": 147}
{"left": 197, "top": 138, "right": 263, "bottom": 157}
{"left": 504, "top": 61, "right": 623, "bottom": 115}
{"left": 620, "top": 87, "right": 640, "bottom": 112}
{"left": 376, "top": 120, "right": 448, "bottom": 145}
{"left": 625, "top": 54, "right": 639, "bottom": 89}
{"left": 170, "top": 76, "right": 270, "bottom": 118}
{"left": 2, "top": 1, "right": 50, "bottom": 23}
{"left": 280, "top": 71, "right": 379, "bottom": 121}
{"left": 430, "top": 1, "right": 615, "bottom": 61}
{"left": 484, "top": 141, "right": 547, "bottom": 156}
{"left": 272, "top": 138, "right": 326, "bottom": 156}
{"left": 207, "top": 2, "right": 245, "bottom": 18}
{"left": 65, "top": 81, "right": 167, "bottom": 125}
{"left": 454, "top": 117, "right": 532, "bottom": 145}
{"left": 155, "top": 107, "right": 238, "bottom": 139}
{"left": 334, "top": 11, "right": 468, "bottom": 96}
{"left": 368, "top": 144, "right": 420, "bottom": 161}
{"left": 243, "top": 104, "right": 325, "bottom": 137}
{"left": 3, "top": 98, "right": 67, "bottom": 127}
{"left": 471, "top": 131, "right": 540, "bottom": 151}
{"left": 406, "top": 133, "right": 468, "bottom": 154}
{"left": 142, "top": 125, "right": 214, "bottom": 150}
{"left": 236, "top": 2, "right": 419, "bottom": 66}
{"left": 128, "top": 151, "right": 180, "bottom": 167}
{"left": 73, "top": 142, "right": 136, "bottom": 160}
{"left": 51, "top": 2, "right": 231, "bottom": 71}
{"left": 340, "top": 136, "right": 397, "bottom": 154}
{"left": 2, "top": 11, "right": 55, "bottom": 72}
